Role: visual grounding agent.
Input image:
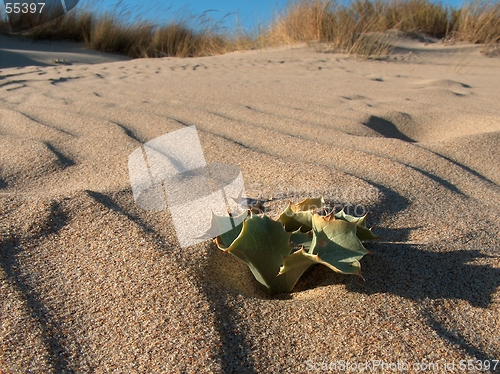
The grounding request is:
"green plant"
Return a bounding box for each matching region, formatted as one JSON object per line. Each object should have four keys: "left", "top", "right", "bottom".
{"left": 209, "top": 197, "right": 376, "bottom": 295}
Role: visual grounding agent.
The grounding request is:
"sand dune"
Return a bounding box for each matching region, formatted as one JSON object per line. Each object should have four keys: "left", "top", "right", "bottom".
{"left": 0, "top": 34, "right": 131, "bottom": 69}
{"left": 1, "top": 36, "right": 499, "bottom": 373}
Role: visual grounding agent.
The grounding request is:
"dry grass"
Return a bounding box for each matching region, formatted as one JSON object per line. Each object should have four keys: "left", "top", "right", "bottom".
{"left": 449, "top": 0, "right": 500, "bottom": 44}
{"left": 263, "top": 0, "right": 396, "bottom": 57}
{"left": 0, "top": 5, "right": 238, "bottom": 58}
{"left": 84, "top": 10, "right": 237, "bottom": 58}
{"left": 0, "top": 0, "right": 499, "bottom": 58}
{"left": 264, "top": 0, "right": 500, "bottom": 57}
{"left": 18, "top": 9, "right": 93, "bottom": 43}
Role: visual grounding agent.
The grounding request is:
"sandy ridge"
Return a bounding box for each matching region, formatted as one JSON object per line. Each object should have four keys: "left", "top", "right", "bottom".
{"left": 1, "top": 40, "right": 499, "bottom": 372}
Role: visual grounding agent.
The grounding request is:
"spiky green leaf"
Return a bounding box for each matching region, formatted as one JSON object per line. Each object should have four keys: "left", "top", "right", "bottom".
{"left": 215, "top": 198, "right": 375, "bottom": 295}
{"left": 278, "top": 206, "right": 314, "bottom": 232}
{"left": 225, "top": 214, "right": 295, "bottom": 294}
{"left": 290, "top": 230, "right": 313, "bottom": 251}
{"left": 199, "top": 211, "right": 248, "bottom": 247}
{"left": 334, "top": 210, "right": 377, "bottom": 241}
{"left": 277, "top": 248, "right": 318, "bottom": 291}
{"left": 310, "top": 214, "right": 369, "bottom": 275}
{"left": 294, "top": 197, "right": 325, "bottom": 211}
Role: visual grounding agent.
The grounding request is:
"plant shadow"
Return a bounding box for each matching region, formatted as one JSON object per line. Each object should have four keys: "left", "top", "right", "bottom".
{"left": 199, "top": 244, "right": 261, "bottom": 373}
{"left": 0, "top": 201, "right": 74, "bottom": 372}
{"left": 89, "top": 189, "right": 259, "bottom": 373}
{"left": 350, "top": 242, "right": 500, "bottom": 309}
{"left": 85, "top": 186, "right": 499, "bottom": 370}
{"left": 285, "top": 239, "right": 500, "bottom": 309}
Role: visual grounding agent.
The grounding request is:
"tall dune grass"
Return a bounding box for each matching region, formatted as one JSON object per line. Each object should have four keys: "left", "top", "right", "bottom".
{"left": 0, "top": 0, "right": 499, "bottom": 58}
{"left": 0, "top": 4, "right": 237, "bottom": 57}
{"left": 266, "top": 0, "right": 500, "bottom": 56}
{"left": 450, "top": 0, "right": 500, "bottom": 44}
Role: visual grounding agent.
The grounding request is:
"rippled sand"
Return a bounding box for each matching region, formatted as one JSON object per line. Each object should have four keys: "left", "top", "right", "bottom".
{"left": 1, "top": 36, "right": 499, "bottom": 373}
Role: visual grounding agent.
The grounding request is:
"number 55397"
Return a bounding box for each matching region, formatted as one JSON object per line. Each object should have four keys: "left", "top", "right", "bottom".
{"left": 4, "top": 2, "right": 46, "bottom": 14}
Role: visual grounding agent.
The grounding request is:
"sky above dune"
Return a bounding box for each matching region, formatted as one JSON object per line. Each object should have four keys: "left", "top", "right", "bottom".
{"left": 0, "top": 0, "right": 468, "bottom": 33}
{"left": 79, "top": 0, "right": 290, "bottom": 32}
{"left": 76, "top": 0, "right": 467, "bottom": 32}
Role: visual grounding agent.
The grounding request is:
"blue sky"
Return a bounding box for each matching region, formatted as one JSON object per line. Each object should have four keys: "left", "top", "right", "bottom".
{"left": 77, "top": 0, "right": 467, "bottom": 33}
{"left": 0, "top": 0, "right": 467, "bottom": 33}
{"left": 79, "top": 0, "right": 290, "bottom": 32}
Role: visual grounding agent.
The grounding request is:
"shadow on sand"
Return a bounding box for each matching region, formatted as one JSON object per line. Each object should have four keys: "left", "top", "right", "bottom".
{"left": 202, "top": 178, "right": 500, "bottom": 369}
{"left": 362, "top": 115, "right": 416, "bottom": 142}
{"left": 0, "top": 201, "right": 76, "bottom": 372}
{"left": 4, "top": 185, "right": 497, "bottom": 372}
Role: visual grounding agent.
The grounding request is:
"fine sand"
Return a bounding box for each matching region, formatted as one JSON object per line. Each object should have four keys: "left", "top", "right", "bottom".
{"left": 1, "top": 34, "right": 499, "bottom": 373}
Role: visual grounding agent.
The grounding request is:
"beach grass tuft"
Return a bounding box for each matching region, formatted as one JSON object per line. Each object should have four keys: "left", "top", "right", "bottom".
{"left": 0, "top": 0, "right": 498, "bottom": 58}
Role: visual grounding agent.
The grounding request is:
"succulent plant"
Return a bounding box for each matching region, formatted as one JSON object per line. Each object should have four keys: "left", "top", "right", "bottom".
{"left": 208, "top": 197, "right": 376, "bottom": 295}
